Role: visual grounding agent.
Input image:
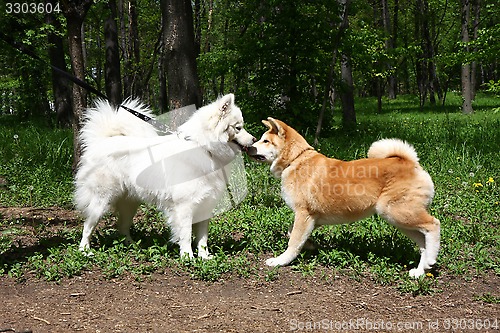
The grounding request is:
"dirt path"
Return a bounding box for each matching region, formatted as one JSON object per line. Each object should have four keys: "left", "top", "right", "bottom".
{"left": 1, "top": 269, "right": 499, "bottom": 332}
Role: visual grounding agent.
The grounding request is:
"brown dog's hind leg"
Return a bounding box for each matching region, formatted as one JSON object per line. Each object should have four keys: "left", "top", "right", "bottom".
{"left": 396, "top": 216, "right": 440, "bottom": 278}
{"left": 377, "top": 201, "right": 440, "bottom": 278}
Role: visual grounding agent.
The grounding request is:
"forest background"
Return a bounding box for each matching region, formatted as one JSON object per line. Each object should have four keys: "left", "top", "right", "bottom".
{"left": 0, "top": 0, "right": 499, "bottom": 139}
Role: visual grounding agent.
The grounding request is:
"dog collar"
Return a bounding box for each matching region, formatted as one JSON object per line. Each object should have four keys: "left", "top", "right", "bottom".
{"left": 282, "top": 147, "right": 314, "bottom": 171}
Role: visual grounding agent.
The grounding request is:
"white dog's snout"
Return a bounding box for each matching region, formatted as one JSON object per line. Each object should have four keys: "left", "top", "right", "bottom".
{"left": 239, "top": 129, "right": 257, "bottom": 147}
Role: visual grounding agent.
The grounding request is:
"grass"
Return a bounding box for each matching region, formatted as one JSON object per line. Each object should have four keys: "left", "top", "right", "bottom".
{"left": 0, "top": 116, "right": 73, "bottom": 207}
{"left": 0, "top": 93, "right": 498, "bottom": 295}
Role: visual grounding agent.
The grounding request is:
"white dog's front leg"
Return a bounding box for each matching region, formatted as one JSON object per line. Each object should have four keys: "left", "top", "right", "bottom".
{"left": 178, "top": 231, "right": 194, "bottom": 259}
{"left": 266, "top": 212, "right": 315, "bottom": 267}
{"left": 171, "top": 208, "right": 194, "bottom": 259}
{"left": 194, "top": 220, "right": 213, "bottom": 260}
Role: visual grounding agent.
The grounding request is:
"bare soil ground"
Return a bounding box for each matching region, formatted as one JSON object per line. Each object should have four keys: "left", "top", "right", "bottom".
{"left": 0, "top": 207, "right": 499, "bottom": 333}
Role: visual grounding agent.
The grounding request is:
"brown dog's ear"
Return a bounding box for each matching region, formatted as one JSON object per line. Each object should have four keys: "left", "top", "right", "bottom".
{"left": 262, "top": 119, "right": 272, "bottom": 131}
{"left": 266, "top": 117, "right": 286, "bottom": 137}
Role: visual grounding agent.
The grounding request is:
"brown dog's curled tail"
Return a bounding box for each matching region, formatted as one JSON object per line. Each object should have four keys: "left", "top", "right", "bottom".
{"left": 367, "top": 138, "right": 419, "bottom": 163}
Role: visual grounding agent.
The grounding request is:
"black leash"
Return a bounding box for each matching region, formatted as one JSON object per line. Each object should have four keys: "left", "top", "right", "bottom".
{"left": 0, "top": 32, "right": 171, "bottom": 134}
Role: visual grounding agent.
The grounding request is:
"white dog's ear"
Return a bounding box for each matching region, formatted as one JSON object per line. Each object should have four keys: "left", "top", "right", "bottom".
{"left": 265, "top": 117, "right": 286, "bottom": 137}
{"left": 218, "top": 94, "right": 234, "bottom": 120}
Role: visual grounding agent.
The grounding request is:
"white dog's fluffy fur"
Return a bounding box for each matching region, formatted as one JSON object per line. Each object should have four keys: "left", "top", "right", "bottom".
{"left": 75, "top": 94, "right": 255, "bottom": 259}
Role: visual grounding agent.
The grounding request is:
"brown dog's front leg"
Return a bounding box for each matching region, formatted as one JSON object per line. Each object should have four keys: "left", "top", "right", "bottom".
{"left": 266, "top": 211, "right": 315, "bottom": 266}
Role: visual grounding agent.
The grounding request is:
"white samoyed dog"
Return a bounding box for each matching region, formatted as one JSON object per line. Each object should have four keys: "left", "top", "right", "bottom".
{"left": 75, "top": 94, "right": 255, "bottom": 259}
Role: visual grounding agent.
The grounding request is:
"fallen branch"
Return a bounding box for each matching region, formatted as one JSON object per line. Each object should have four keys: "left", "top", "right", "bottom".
{"left": 250, "top": 305, "right": 282, "bottom": 312}
{"left": 33, "top": 316, "right": 50, "bottom": 325}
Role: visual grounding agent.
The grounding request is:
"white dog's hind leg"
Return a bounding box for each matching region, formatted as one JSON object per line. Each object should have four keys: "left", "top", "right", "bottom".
{"left": 79, "top": 198, "right": 110, "bottom": 252}
{"left": 79, "top": 212, "right": 104, "bottom": 252}
{"left": 115, "top": 198, "right": 140, "bottom": 243}
{"left": 266, "top": 212, "right": 315, "bottom": 267}
{"left": 194, "top": 220, "right": 213, "bottom": 260}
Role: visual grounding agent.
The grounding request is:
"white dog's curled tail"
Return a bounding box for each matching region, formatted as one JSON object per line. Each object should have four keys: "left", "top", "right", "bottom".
{"left": 80, "top": 98, "right": 158, "bottom": 146}
{"left": 367, "top": 138, "right": 419, "bottom": 163}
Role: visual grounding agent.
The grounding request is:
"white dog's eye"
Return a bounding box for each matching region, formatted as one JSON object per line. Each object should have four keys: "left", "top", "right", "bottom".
{"left": 235, "top": 126, "right": 242, "bottom": 131}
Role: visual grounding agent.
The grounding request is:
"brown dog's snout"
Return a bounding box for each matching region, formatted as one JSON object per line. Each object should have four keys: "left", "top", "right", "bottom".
{"left": 246, "top": 146, "right": 257, "bottom": 156}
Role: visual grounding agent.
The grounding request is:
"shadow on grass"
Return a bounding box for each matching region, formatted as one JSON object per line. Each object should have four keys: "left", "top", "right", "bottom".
{"left": 0, "top": 234, "right": 75, "bottom": 271}
{"left": 292, "top": 222, "right": 421, "bottom": 269}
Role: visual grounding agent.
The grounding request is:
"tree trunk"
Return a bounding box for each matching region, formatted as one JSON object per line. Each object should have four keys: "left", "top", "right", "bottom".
{"left": 415, "top": 0, "right": 439, "bottom": 108}
{"left": 104, "top": 0, "right": 123, "bottom": 105}
{"left": 391, "top": 0, "right": 399, "bottom": 96}
{"left": 419, "top": 0, "right": 436, "bottom": 106}
{"left": 203, "top": 0, "right": 216, "bottom": 97}
{"left": 461, "top": 0, "right": 474, "bottom": 114}
{"left": 118, "top": 0, "right": 130, "bottom": 96}
{"left": 315, "top": 50, "right": 338, "bottom": 146}
{"left": 337, "top": 0, "right": 355, "bottom": 128}
{"left": 141, "top": 30, "right": 164, "bottom": 102}
{"left": 46, "top": 10, "right": 73, "bottom": 127}
{"left": 128, "top": 0, "right": 141, "bottom": 97}
{"left": 193, "top": 0, "right": 202, "bottom": 57}
{"left": 315, "top": 0, "right": 351, "bottom": 143}
{"left": 161, "top": 0, "right": 202, "bottom": 110}
{"left": 470, "top": 0, "right": 481, "bottom": 99}
{"left": 158, "top": 40, "right": 168, "bottom": 113}
{"left": 382, "top": 0, "right": 396, "bottom": 99}
{"left": 340, "top": 52, "right": 356, "bottom": 128}
{"left": 94, "top": 24, "right": 103, "bottom": 93}
{"left": 62, "top": 0, "right": 93, "bottom": 172}
{"left": 219, "top": 16, "right": 230, "bottom": 94}
{"left": 376, "top": 77, "right": 383, "bottom": 114}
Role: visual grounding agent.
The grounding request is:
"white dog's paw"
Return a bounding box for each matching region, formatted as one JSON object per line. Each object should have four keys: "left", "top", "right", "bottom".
{"left": 409, "top": 267, "right": 425, "bottom": 278}
{"left": 79, "top": 247, "right": 94, "bottom": 257}
{"left": 180, "top": 249, "right": 195, "bottom": 260}
{"left": 78, "top": 242, "right": 94, "bottom": 257}
{"left": 198, "top": 251, "right": 214, "bottom": 260}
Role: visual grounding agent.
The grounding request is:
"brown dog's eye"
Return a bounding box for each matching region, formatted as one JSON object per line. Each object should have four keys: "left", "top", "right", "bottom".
{"left": 263, "top": 139, "right": 269, "bottom": 144}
